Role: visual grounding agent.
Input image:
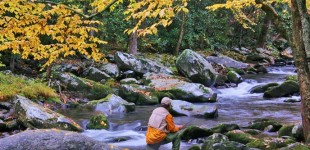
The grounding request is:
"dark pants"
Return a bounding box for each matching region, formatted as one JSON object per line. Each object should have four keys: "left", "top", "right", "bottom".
{"left": 146, "top": 132, "right": 181, "bottom": 150}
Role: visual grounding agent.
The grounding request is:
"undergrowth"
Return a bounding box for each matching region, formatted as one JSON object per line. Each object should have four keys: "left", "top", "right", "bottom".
{"left": 0, "top": 73, "right": 60, "bottom": 102}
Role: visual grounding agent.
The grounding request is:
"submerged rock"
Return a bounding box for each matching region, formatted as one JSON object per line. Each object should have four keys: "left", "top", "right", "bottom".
{"left": 0, "top": 129, "right": 119, "bottom": 150}
{"left": 176, "top": 49, "right": 217, "bottom": 87}
{"left": 14, "top": 95, "right": 83, "bottom": 132}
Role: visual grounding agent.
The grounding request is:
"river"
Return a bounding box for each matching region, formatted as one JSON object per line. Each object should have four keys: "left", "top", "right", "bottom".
{"left": 61, "top": 66, "right": 301, "bottom": 150}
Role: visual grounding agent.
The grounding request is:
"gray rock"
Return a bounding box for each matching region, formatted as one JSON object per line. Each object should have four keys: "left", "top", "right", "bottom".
{"left": 206, "top": 55, "right": 249, "bottom": 69}
{"left": 176, "top": 49, "right": 217, "bottom": 87}
{"left": 14, "top": 95, "right": 83, "bottom": 131}
{"left": 114, "top": 51, "right": 172, "bottom": 75}
{"left": 120, "top": 78, "right": 140, "bottom": 85}
{"left": 89, "top": 94, "right": 135, "bottom": 116}
{"left": 170, "top": 100, "right": 218, "bottom": 118}
{"left": 118, "top": 84, "right": 158, "bottom": 105}
{"left": 144, "top": 73, "right": 217, "bottom": 102}
{"left": 83, "top": 67, "right": 111, "bottom": 82}
{"left": 99, "top": 63, "right": 120, "bottom": 78}
{"left": 0, "top": 129, "right": 120, "bottom": 150}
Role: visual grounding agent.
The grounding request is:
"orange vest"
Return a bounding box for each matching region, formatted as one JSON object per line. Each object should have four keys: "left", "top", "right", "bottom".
{"left": 146, "top": 107, "right": 180, "bottom": 144}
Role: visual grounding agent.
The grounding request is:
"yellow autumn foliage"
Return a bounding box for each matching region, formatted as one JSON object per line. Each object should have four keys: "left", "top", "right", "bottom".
{"left": 0, "top": 0, "right": 105, "bottom": 68}
{"left": 207, "top": 0, "right": 292, "bottom": 30}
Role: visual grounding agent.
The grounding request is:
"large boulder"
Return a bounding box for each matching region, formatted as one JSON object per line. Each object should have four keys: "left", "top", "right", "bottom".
{"left": 118, "top": 84, "right": 158, "bottom": 105}
{"left": 83, "top": 67, "right": 111, "bottom": 82}
{"left": 176, "top": 49, "right": 217, "bottom": 87}
{"left": 0, "top": 129, "right": 119, "bottom": 150}
{"left": 263, "top": 81, "right": 299, "bottom": 98}
{"left": 53, "top": 72, "right": 113, "bottom": 100}
{"left": 14, "top": 95, "right": 83, "bottom": 131}
{"left": 89, "top": 94, "right": 135, "bottom": 116}
{"left": 144, "top": 73, "right": 217, "bottom": 103}
{"left": 98, "top": 63, "right": 120, "bottom": 78}
{"left": 170, "top": 100, "right": 218, "bottom": 119}
{"left": 206, "top": 55, "right": 249, "bottom": 69}
{"left": 114, "top": 51, "right": 172, "bottom": 75}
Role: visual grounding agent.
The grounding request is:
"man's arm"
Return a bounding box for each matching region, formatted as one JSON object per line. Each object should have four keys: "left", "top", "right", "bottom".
{"left": 165, "top": 114, "right": 184, "bottom": 133}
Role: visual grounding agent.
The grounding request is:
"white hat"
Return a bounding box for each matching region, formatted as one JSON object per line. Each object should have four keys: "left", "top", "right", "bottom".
{"left": 161, "top": 97, "right": 172, "bottom": 105}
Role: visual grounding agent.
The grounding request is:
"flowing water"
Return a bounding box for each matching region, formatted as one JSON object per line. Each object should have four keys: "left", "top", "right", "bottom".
{"left": 61, "top": 66, "right": 301, "bottom": 150}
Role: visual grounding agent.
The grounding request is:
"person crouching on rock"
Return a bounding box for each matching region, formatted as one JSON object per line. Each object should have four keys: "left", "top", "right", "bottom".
{"left": 146, "top": 97, "right": 184, "bottom": 150}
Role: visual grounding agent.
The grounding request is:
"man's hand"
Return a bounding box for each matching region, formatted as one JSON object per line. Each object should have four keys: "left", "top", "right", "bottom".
{"left": 176, "top": 125, "right": 185, "bottom": 129}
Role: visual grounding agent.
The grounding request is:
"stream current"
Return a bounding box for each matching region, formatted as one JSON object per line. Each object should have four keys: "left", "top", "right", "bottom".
{"left": 61, "top": 66, "right": 301, "bottom": 150}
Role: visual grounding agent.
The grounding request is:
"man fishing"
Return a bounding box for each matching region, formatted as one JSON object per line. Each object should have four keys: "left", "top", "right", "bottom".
{"left": 146, "top": 97, "right": 185, "bottom": 150}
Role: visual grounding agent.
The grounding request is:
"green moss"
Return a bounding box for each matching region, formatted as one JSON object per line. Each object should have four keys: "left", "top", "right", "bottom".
{"left": 225, "top": 130, "right": 255, "bottom": 144}
{"left": 211, "top": 124, "right": 240, "bottom": 134}
{"left": 180, "top": 125, "right": 213, "bottom": 140}
{"left": 86, "top": 114, "right": 109, "bottom": 129}
{"left": 248, "top": 119, "right": 282, "bottom": 131}
{"left": 246, "top": 139, "right": 266, "bottom": 149}
{"left": 286, "top": 75, "right": 298, "bottom": 82}
{"left": 0, "top": 73, "right": 59, "bottom": 102}
{"left": 278, "top": 125, "right": 294, "bottom": 137}
{"left": 188, "top": 145, "right": 201, "bottom": 150}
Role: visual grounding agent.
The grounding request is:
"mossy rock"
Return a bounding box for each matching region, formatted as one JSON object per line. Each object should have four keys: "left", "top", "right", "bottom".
{"left": 264, "top": 80, "right": 299, "bottom": 98}
{"left": 188, "top": 145, "right": 201, "bottom": 150}
{"left": 180, "top": 125, "right": 213, "bottom": 141}
{"left": 215, "top": 75, "right": 228, "bottom": 87}
{"left": 211, "top": 124, "right": 240, "bottom": 134}
{"left": 246, "top": 139, "right": 266, "bottom": 149}
{"left": 225, "top": 130, "right": 255, "bottom": 144}
{"left": 285, "top": 75, "right": 298, "bottom": 82}
{"left": 228, "top": 68, "right": 246, "bottom": 75}
{"left": 203, "top": 141, "right": 247, "bottom": 150}
{"left": 250, "top": 83, "right": 279, "bottom": 93}
{"left": 247, "top": 119, "right": 282, "bottom": 131}
{"left": 86, "top": 114, "right": 109, "bottom": 130}
{"left": 268, "top": 138, "right": 296, "bottom": 149}
{"left": 280, "top": 143, "right": 310, "bottom": 150}
{"left": 52, "top": 72, "right": 113, "bottom": 100}
{"left": 278, "top": 125, "right": 294, "bottom": 137}
{"left": 227, "top": 71, "right": 242, "bottom": 84}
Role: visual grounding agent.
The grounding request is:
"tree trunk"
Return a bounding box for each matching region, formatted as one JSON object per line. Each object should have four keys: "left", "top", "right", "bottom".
{"left": 129, "top": 31, "right": 138, "bottom": 55}
{"left": 46, "top": 65, "right": 52, "bottom": 80}
{"left": 175, "top": 12, "right": 186, "bottom": 55}
{"left": 257, "top": 15, "right": 271, "bottom": 48}
{"left": 9, "top": 54, "right": 15, "bottom": 72}
{"left": 291, "top": 0, "right": 310, "bottom": 144}
{"left": 256, "top": 0, "right": 290, "bottom": 41}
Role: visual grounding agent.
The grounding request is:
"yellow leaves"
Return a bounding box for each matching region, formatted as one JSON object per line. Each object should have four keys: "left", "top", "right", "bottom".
{"left": 0, "top": 0, "right": 106, "bottom": 69}
{"left": 124, "top": 0, "right": 188, "bottom": 36}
